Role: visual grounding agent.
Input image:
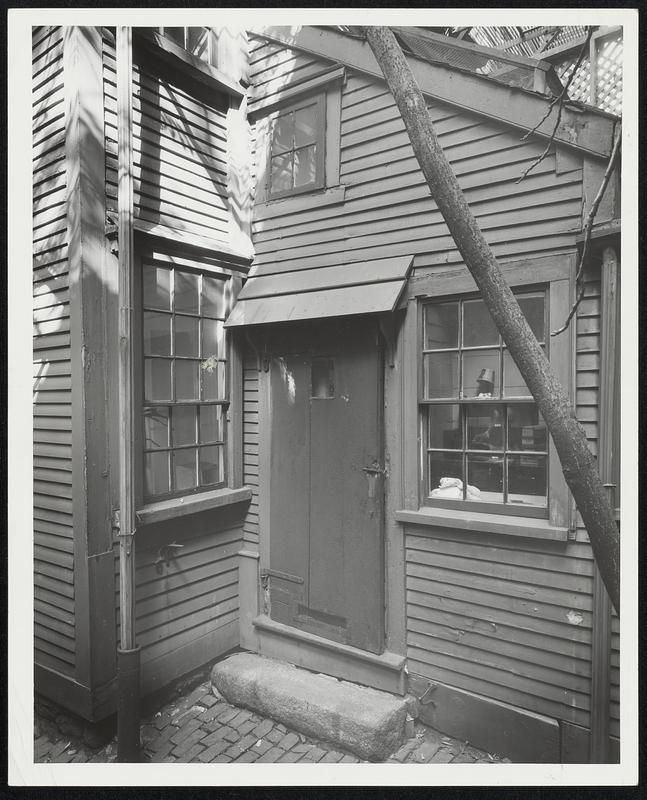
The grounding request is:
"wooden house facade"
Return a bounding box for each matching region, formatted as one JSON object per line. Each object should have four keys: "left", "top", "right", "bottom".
{"left": 32, "top": 24, "right": 621, "bottom": 762}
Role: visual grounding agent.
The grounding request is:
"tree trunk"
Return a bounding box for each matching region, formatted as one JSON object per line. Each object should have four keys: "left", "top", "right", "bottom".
{"left": 363, "top": 26, "right": 619, "bottom": 613}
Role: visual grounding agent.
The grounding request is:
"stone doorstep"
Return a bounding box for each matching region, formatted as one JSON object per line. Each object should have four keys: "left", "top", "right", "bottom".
{"left": 211, "top": 652, "right": 409, "bottom": 762}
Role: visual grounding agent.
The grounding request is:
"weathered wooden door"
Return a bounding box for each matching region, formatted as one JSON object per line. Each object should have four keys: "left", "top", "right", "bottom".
{"left": 268, "top": 321, "right": 384, "bottom": 654}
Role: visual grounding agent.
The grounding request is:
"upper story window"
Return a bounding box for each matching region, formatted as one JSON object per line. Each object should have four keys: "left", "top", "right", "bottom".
{"left": 156, "top": 26, "right": 217, "bottom": 68}
{"left": 141, "top": 257, "right": 228, "bottom": 500}
{"left": 420, "top": 291, "right": 549, "bottom": 516}
{"left": 269, "top": 94, "right": 325, "bottom": 199}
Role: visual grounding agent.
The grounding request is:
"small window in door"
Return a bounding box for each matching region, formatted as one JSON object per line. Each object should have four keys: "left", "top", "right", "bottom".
{"left": 311, "top": 358, "right": 335, "bottom": 399}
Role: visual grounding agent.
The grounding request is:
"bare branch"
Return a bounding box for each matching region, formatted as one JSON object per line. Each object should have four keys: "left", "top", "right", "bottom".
{"left": 551, "top": 124, "right": 622, "bottom": 337}
{"left": 516, "top": 27, "right": 594, "bottom": 183}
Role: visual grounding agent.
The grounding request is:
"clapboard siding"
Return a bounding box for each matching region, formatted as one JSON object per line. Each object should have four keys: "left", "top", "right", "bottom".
{"left": 114, "top": 526, "right": 242, "bottom": 669}
{"left": 33, "top": 26, "right": 75, "bottom": 678}
{"left": 575, "top": 260, "right": 620, "bottom": 740}
{"left": 102, "top": 31, "right": 230, "bottom": 244}
{"left": 249, "top": 64, "right": 584, "bottom": 278}
{"left": 405, "top": 527, "right": 594, "bottom": 728}
{"left": 242, "top": 354, "right": 260, "bottom": 548}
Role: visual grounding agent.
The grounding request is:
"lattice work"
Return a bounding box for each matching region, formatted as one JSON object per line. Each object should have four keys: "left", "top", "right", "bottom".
{"left": 556, "top": 54, "right": 592, "bottom": 105}
{"left": 595, "top": 33, "right": 623, "bottom": 115}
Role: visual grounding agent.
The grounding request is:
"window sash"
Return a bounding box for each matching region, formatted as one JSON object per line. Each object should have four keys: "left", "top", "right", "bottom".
{"left": 268, "top": 94, "right": 325, "bottom": 199}
{"left": 419, "top": 291, "right": 549, "bottom": 517}
{"left": 141, "top": 258, "right": 230, "bottom": 501}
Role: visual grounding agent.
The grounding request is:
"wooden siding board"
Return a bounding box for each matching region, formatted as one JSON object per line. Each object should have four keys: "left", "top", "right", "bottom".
{"left": 33, "top": 25, "right": 75, "bottom": 681}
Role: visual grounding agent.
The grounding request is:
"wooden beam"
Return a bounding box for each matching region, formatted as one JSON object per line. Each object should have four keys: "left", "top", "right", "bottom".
{"left": 64, "top": 25, "right": 117, "bottom": 691}
{"left": 116, "top": 26, "right": 137, "bottom": 651}
{"left": 251, "top": 26, "right": 616, "bottom": 160}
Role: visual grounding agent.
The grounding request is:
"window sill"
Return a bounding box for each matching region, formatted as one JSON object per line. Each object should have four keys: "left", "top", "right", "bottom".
{"left": 254, "top": 185, "right": 346, "bottom": 221}
{"left": 136, "top": 486, "right": 252, "bottom": 527}
{"left": 394, "top": 507, "right": 568, "bottom": 541}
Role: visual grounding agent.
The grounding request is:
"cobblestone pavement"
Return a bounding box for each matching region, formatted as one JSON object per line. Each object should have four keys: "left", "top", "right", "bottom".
{"left": 35, "top": 678, "right": 510, "bottom": 765}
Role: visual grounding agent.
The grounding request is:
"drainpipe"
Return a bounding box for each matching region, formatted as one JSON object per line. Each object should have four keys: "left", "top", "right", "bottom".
{"left": 116, "top": 25, "right": 141, "bottom": 762}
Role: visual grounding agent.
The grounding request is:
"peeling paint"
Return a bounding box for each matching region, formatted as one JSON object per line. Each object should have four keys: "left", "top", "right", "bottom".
{"left": 277, "top": 357, "right": 296, "bottom": 405}
{"left": 566, "top": 610, "right": 584, "bottom": 626}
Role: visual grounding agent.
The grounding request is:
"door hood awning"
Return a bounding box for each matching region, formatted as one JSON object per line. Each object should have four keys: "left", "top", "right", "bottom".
{"left": 224, "top": 255, "right": 413, "bottom": 327}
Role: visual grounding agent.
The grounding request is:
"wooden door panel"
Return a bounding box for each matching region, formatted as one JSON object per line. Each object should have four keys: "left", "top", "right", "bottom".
{"left": 269, "top": 355, "right": 310, "bottom": 626}
{"left": 269, "top": 321, "right": 384, "bottom": 653}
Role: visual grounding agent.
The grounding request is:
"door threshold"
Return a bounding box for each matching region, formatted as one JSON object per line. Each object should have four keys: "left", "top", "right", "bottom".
{"left": 252, "top": 614, "right": 406, "bottom": 695}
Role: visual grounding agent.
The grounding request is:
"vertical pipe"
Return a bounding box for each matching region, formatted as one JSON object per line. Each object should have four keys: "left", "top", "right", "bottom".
{"left": 116, "top": 25, "right": 141, "bottom": 762}
{"left": 590, "top": 243, "right": 619, "bottom": 762}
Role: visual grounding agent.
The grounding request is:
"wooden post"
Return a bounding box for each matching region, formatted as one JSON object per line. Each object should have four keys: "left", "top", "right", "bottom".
{"left": 590, "top": 243, "right": 619, "bottom": 762}
{"left": 116, "top": 25, "right": 140, "bottom": 762}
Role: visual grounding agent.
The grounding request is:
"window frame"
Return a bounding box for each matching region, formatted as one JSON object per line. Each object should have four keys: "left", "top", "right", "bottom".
{"left": 266, "top": 93, "right": 326, "bottom": 200}
{"left": 156, "top": 26, "right": 218, "bottom": 68}
{"left": 409, "top": 262, "right": 575, "bottom": 531}
{"left": 419, "top": 287, "right": 550, "bottom": 519}
{"left": 134, "top": 244, "right": 241, "bottom": 509}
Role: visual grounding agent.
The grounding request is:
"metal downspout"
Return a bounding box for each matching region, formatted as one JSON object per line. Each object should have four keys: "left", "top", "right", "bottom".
{"left": 116, "top": 25, "right": 141, "bottom": 762}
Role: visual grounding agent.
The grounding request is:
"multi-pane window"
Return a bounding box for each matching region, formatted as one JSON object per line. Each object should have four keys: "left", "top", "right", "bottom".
{"left": 142, "top": 260, "right": 227, "bottom": 500}
{"left": 156, "top": 27, "right": 218, "bottom": 68}
{"left": 421, "top": 291, "right": 549, "bottom": 515}
{"left": 269, "top": 95, "right": 325, "bottom": 198}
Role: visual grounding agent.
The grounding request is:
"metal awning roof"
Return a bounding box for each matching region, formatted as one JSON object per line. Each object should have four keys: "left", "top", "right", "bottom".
{"left": 224, "top": 255, "right": 413, "bottom": 327}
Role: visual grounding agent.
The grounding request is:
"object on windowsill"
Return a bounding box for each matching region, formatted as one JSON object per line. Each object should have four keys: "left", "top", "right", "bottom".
{"left": 476, "top": 367, "right": 495, "bottom": 398}
{"left": 431, "top": 477, "right": 481, "bottom": 501}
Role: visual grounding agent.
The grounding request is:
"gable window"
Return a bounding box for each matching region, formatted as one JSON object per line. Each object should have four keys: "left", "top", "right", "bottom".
{"left": 156, "top": 26, "right": 218, "bottom": 68}
{"left": 141, "top": 256, "right": 228, "bottom": 500}
{"left": 268, "top": 94, "right": 325, "bottom": 199}
{"left": 420, "top": 291, "right": 549, "bottom": 517}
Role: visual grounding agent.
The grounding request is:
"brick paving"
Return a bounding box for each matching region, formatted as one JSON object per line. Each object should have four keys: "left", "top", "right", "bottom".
{"left": 34, "top": 677, "right": 510, "bottom": 765}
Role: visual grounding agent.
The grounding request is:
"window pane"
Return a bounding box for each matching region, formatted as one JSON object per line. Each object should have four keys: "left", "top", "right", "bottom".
{"left": 143, "top": 265, "right": 170, "bottom": 310}
{"left": 294, "top": 145, "right": 317, "bottom": 188}
{"left": 424, "top": 302, "right": 458, "bottom": 350}
{"left": 428, "top": 452, "right": 463, "bottom": 498}
{"left": 175, "top": 360, "right": 200, "bottom": 401}
{"left": 503, "top": 348, "right": 544, "bottom": 397}
{"left": 202, "top": 319, "right": 224, "bottom": 360}
{"left": 271, "top": 153, "right": 293, "bottom": 194}
{"left": 463, "top": 299, "right": 498, "bottom": 347}
{"left": 466, "top": 404, "right": 504, "bottom": 451}
{"left": 272, "top": 113, "right": 294, "bottom": 153}
{"left": 173, "top": 448, "right": 197, "bottom": 491}
{"left": 174, "top": 271, "right": 199, "bottom": 314}
{"left": 200, "top": 445, "right": 224, "bottom": 486}
{"left": 199, "top": 405, "right": 224, "bottom": 443}
{"left": 295, "top": 103, "right": 317, "bottom": 146}
{"left": 174, "top": 315, "right": 200, "bottom": 358}
{"left": 427, "top": 404, "right": 462, "bottom": 449}
{"left": 202, "top": 360, "right": 226, "bottom": 401}
{"left": 143, "top": 312, "right": 171, "bottom": 356}
{"left": 423, "top": 352, "right": 459, "bottom": 399}
{"left": 518, "top": 293, "right": 545, "bottom": 342}
{"left": 467, "top": 454, "right": 503, "bottom": 502}
{"left": 508, "top": 454, "right": 547, "bottom": 507}
{"left": 202, "top": 276, "right": 225, "bottom": 318}
{"left": 462, "top": 349, "right": 499, "bottom": 398}
{"left": 172, "top": 405, "right": 196, "bottom": 447}
{"left": 145, "top": 451, "right": 169, "bottom": 497}
{"left": 186, "top": 27, "right": 209, "bottom": 60}
{"left": 311, "top": 358, "right": 335, "bottom": 399}
{"left": 164, "top": 27, "right": 185, "bottom": 46}
{"left": 507, "top": 403, "right": 547, "bottom": 452}
{"left": 145, "top": 358, "right": 172, "bottom": 402}
{"left": 143, "top": 406, "right": 169, "bottom": 449}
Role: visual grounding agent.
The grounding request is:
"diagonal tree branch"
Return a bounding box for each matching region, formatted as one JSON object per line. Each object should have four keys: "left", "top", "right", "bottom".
{"left": 552, "top": 124, "right": 622, "bottom": 337}
{"left": 361, "top": 25, "right": 619, "bottom": 613}
{"left": 516, "top": 27, "right": 594, "bottom": 183}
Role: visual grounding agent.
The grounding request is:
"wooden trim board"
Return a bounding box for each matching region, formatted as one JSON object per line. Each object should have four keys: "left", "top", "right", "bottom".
{"left": 253, "top": 614, "right": 406, "bottom": 695}
{"left": 408, "top": 672, "right": 560, "bottom": 763}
